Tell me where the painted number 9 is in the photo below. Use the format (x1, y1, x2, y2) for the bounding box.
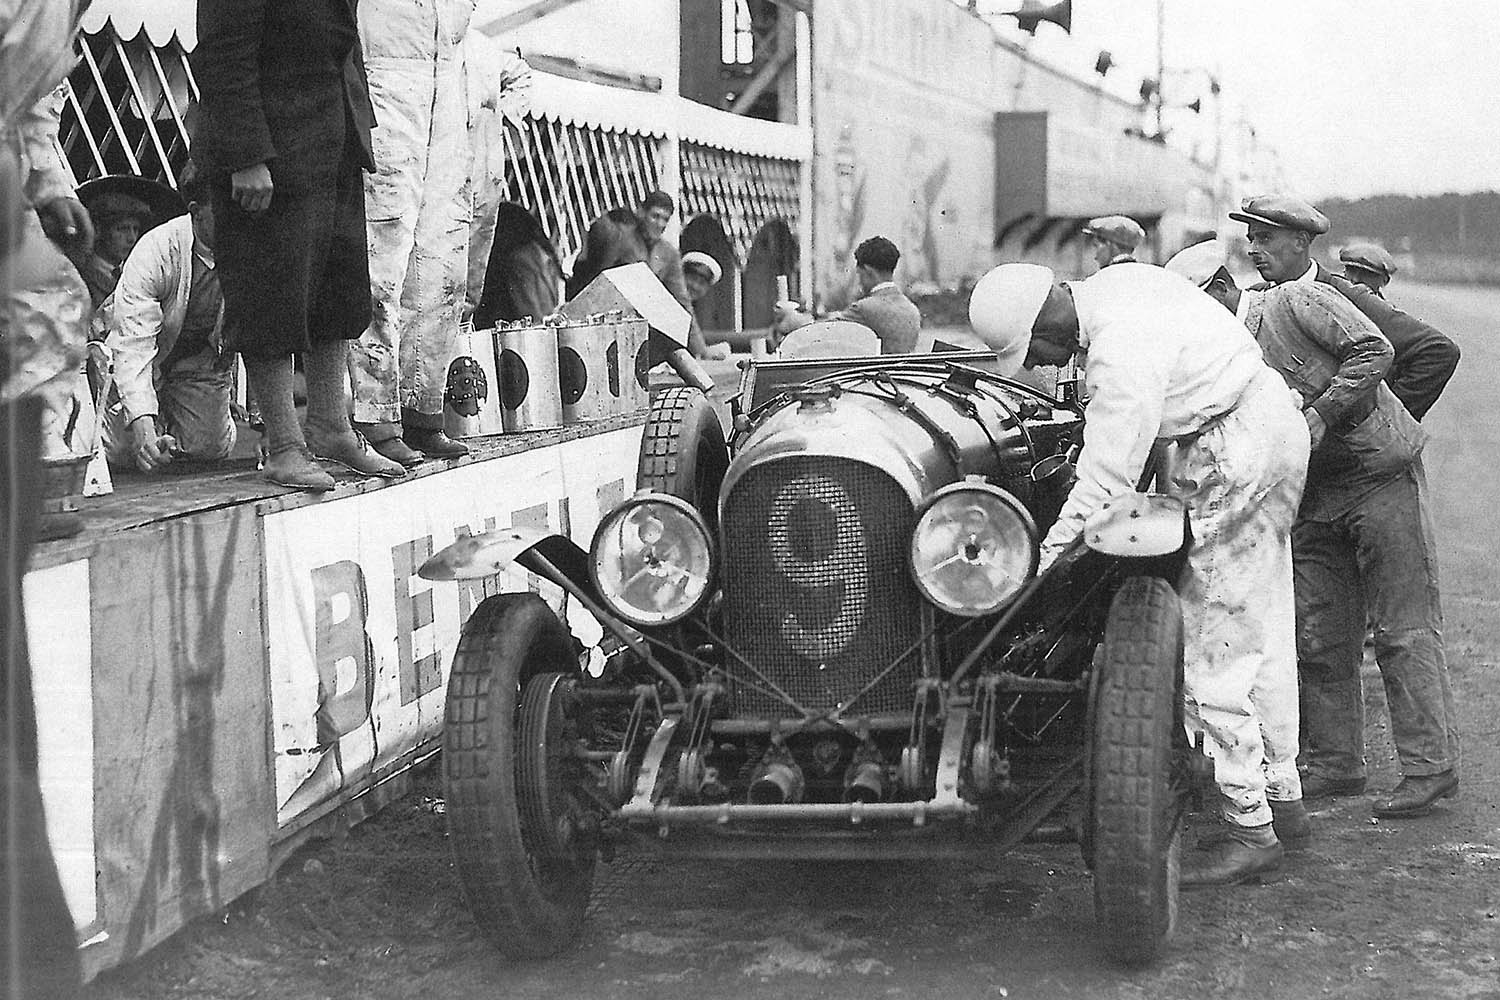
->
(766, 474, 867, 660)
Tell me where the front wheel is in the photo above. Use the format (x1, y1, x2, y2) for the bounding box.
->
(443, 593, 597, 959)
(1088, 575, 1184, 966)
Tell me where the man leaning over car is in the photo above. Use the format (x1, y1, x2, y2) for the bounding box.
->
(968, 261, 1310, 888)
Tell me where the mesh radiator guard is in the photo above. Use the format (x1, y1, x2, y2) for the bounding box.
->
(722, 456, 923, 718)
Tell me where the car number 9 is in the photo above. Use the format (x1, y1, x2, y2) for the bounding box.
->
(766, 474, 867, 660)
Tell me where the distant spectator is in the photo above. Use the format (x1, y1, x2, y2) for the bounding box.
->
(474, 203, 561, 328)
(680, 249, 722, 353)
(774, 235, 922, 354)
(637, 189, 707, 357)
(1338, 242, 1397, 298)
(1082, 215, 1146, 271)
(566, 207, 647, 300)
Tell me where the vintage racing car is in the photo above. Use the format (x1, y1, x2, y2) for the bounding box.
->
(419, 345, 1201, 965)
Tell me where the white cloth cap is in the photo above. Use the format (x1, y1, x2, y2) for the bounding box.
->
(1164, 241, 1228, 288)
(681, 251, 723, 284)
(968, 263, 1055, 376)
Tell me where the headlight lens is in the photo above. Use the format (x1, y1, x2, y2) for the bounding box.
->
(590, 494, 714, 626)
(910, 482, 1037, 617)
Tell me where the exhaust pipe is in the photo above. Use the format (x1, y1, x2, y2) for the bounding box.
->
(697, 767, 730, 804)
(748, 761, 805, 804)
(843, 761, 886, 804)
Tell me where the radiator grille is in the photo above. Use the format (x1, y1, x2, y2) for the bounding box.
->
(722, 457, 922, 718)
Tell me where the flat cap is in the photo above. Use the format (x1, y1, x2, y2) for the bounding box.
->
(1338, 242, 1396, 278)
(681, 250, 723, 285)
(1082, 215, 1146, 250)
(76, 173, 185, 225)
(1228, 194, 1330, 235)
(1163, 240, 1228, 288)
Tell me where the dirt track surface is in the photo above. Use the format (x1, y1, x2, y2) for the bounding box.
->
(86, 284, 1500, 1000)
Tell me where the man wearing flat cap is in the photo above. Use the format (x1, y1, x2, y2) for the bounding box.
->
(1228, 197, 1462, 819)
(1231, 194, 1459, 422)
(1338, 242, 1396, 297)
(1082, 215, 1146, 271)
(968, 260, 1309, 888)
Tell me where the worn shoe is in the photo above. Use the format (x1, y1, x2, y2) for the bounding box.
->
(1182, 825, 1283, 888)
(366, 434, 425, 468)
(1301, 773, 1367, 800)
(1373, 771, 1458, 818)
(1270, 799, 1311, 845)
(1196, 801, 1310, 851)
(263, 447, 335, 492)
(404, 427, 468, 458)
(306, 426, 405, 479)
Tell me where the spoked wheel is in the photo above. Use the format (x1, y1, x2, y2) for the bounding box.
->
(1088, 575, 1185, 966)
(637, 385, 728, 532)
(443, 593, 598, 959)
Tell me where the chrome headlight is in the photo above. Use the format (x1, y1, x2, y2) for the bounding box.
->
(590, 493, 714, 626)
(910, 481, 1037, 617)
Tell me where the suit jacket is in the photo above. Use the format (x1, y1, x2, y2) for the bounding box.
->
(193, 0, 376, 188)
(1311, 262, 1459, 419)
(835, 285, 922, 354)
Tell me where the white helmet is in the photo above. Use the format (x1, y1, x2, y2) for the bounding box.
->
(967, 263, 1055, 376)
(1164, 240, 1229, 288)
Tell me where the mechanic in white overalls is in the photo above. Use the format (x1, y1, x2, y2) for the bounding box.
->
(350, 0, 476, 465)
(968, 262, 1311, 888)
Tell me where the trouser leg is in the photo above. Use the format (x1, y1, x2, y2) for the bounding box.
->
(1177, 378, 1307, 827)
(157, 363, 237, 461)
(397, 57, 469, 426)
(1294, 516, 1367, 780)
(1353, 463, 1455, 777)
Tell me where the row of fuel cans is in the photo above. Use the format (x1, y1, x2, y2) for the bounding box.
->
(443, 310, 653, 437)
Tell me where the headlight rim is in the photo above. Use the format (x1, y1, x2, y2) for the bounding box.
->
(908, 480, 1039, 618)
(588, 491, 716, 627)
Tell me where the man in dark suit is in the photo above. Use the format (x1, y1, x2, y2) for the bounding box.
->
(194, 0, 403, 490)
(1230, 195, 1461, 819)
(773, 236, 922, 354)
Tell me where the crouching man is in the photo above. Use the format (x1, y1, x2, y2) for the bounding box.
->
(97, 168, 237, 472)
(968, 262, 1310, 887)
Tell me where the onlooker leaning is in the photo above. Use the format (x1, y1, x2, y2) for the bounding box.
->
(1230, 197, 1461, 817)
(969, 261, 1309, 888)
(194, 0, 404, 491)
(1338, 242, 1397, 298)
(76, 183, 154, 307)
(96, 165, 239, 472)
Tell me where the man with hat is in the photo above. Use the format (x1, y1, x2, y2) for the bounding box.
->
(1230, 194, 1459, 422)
(968, 260, 1309, 887)
(1338, 242, 1397, 297)
(1167, 241, 1460, 820)
(75, 176, 181, 308)
(1227, 202, 1465, 819)
(1082, 215, 1146, 270)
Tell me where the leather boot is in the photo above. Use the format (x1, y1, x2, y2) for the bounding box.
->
(1373, 771, 1458, 818)
(355, 422, 425, 467)
(263, 447, 335, 492)
(306, 425, 405, 479)
(1182, 823, 1282, 888)
(404, 426, 468, 458)
(1270, 799, 1311, 845)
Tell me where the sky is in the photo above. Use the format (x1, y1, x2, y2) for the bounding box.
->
(993, 0, 1500, 200)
